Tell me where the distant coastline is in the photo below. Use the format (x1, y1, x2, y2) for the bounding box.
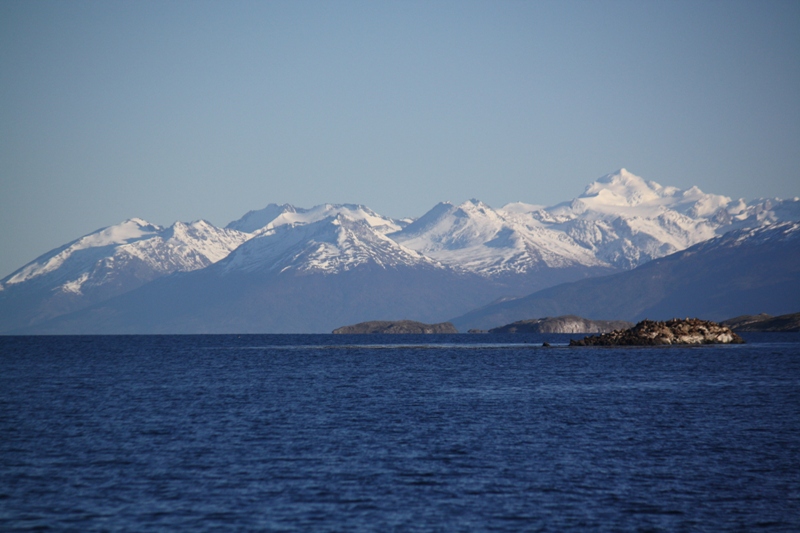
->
(722, 312, 800, 332)
(487, 315, 632, 334)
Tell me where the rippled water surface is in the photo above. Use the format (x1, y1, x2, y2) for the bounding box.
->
(1, 334, 799, 531)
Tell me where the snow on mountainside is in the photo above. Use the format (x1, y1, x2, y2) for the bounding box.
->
(1, 218, 249, 295)
(225, 204, 289, 233)
(499, 169, 800, 269)
(7, 170, 794, 292)
(221, 214, 441, 275)
(3, 218, 162, 288)
(227, 203, 406, 235)
(391, 199, 607, 275)
(574, 169, 730, 217)
(388, 169, 799, 275)
(690, 219, 800, 251)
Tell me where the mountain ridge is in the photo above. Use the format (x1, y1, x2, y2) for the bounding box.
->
(3, 169, 798, 333)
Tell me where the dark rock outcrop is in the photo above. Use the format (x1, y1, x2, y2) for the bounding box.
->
(722, 312, 800, 332)
(569, 318, 745, 346)
(332, 320, 458, 334)
(489, 315, 633, 334)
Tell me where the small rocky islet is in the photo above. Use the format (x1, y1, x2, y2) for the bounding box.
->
(569, 318, 745, 346)
(332, 320, 458, 334)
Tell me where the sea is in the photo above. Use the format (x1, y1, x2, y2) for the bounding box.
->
(1, 333, 799, 531)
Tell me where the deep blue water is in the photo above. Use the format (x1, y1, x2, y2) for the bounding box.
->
(1, 333, 799, 531)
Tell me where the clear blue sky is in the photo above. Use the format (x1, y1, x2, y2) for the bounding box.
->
(2, 0, 798, 277)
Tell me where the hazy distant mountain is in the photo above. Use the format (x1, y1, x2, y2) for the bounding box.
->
(2, 169, 798, 333)
(450, 221, 800, 331)
(390, 199, 608, 275)
(227, 203, 407, 235)
(721, 312, 800, 332)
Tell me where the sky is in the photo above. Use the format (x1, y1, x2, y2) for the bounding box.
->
(1, 0, 799, 277)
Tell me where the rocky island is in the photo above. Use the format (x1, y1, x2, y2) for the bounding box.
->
(569, 318, 745, 346)
(489, 315, 633, 334)
(332, 320, 458, 334)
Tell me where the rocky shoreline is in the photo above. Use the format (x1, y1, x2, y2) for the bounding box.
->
(570, 318, 745, 346)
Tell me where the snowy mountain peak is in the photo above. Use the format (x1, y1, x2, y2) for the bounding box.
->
(394, 201, 499, 252)
(576, 169, 732, 218)
(1, 217, 249, 301)
(3, 219, 163, 286)
(463, 198, 487, 207)
(499, 202, 546, 215)
(581, 169, 667, 207)
(222, 214, 438, 275)
(159, 220, 250, 264)
(228, 202, 406, 236)
(456, 198, 495, 216)
(81, 218, 163, 248)
(534, 171, 725, 245)
(392, 197, 608, 275)
(226, 203, 295, 233)
(518, 170, 796, 269)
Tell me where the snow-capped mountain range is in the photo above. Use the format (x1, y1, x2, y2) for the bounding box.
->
(501, 169, 787, 269)
(2, 169, 798, 333)
(218, 168, 798, 277)
(222, 214, 436, 275)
